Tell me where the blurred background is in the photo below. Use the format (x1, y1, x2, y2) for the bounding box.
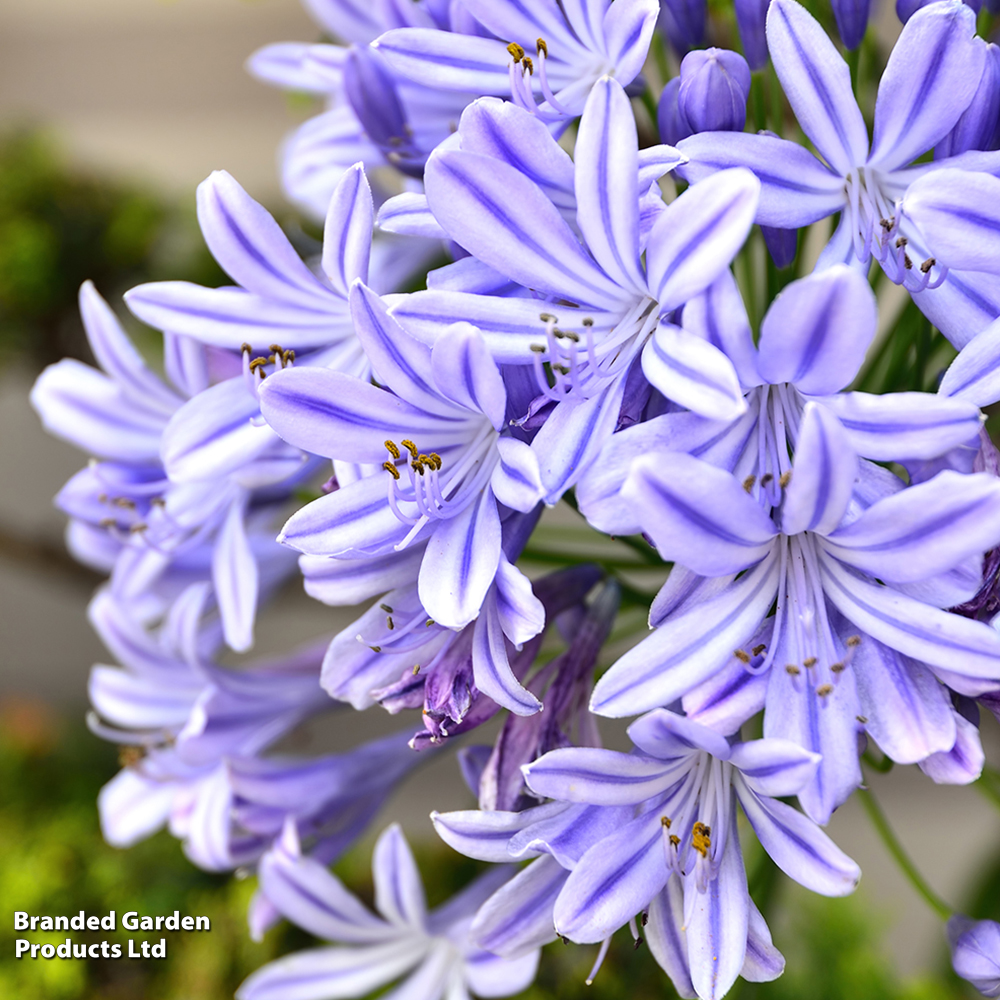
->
(0, 0, 997, 997)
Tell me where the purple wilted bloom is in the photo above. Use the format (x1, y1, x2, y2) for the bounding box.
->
(237, 821, 539, 1000)
(677, 49, 751, 135)
(832, 0, 872, 50)
(660, 0, 706, 55)
(677, 0, 1000, 348)
(373, 0, 658, 125)
(384, 80, 757, 502)
(478, 578, 620, 810)
(949, 916, 1000, 997)
(30, 282, 298, 649)
(593, 396, 1000, 820)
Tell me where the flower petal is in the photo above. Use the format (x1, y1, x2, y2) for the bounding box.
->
(766, 0, 869, 175)
(623, 452, 777, 576)
(645, 879, 697, 999)
(728, 739, 821, 799)
(472, 590, 543, 716)
(430, 323, 506, 429)
(213, 497, 258, 652)
(373, 824, 428, 929)
(321, 164, 373, 298)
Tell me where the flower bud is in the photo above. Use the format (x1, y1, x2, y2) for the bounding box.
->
(657, 78, 692, 147)
(948, 916, 1000, 997)
(677, 48, 751, 135)
(734, 0, 769, 69)
(659, 0, 706, 55)
(832, 0, 872, 50)
(897, 0, 981, 22)
(937, 42, 1000, 158)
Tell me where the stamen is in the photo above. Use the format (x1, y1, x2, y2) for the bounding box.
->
(734, 649, 751, 664)
(817, 684, 833, 698)
(802, 656, 817, 668)
(382, 461, 401, 480)
(920, 257, 935, 274)
(779, 470, 792, 488)
(400, 439, 419, 458)
(742, 475, 756, 493)
(507, 42, 524, 62)
(752, 644, 767, 656)
(380, 603, 393, 613)
(536, 37, 548, 57)
(585, 938, 612, 986)
(691, 821, 711, 858)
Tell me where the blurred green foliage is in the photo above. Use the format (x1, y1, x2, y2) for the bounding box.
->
(0, 128, 225, 368)
(0, 698, 988, 1000)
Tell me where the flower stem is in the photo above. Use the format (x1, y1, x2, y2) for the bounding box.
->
(857, 784, 951, 920)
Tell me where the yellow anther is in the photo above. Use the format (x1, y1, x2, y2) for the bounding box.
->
(817, 684, 834, 698)
(692, 822, 712, 858)
(129, 523, 147, 534)
(412, 664, 421, 675)
(786, 664, 801, 676)
(742, 475, 756, 493)
(382, 461, 401, 480)
(248, 357, 268, 374)
(411, 460, 425, 476)
(385, 440, 401, 459)
(669, 834, 680, 847)
(582, 317, 594, 327)
(734, 649, 750, 664)
(536, 37, 548, 57)
(779, 470, 792, 488)
(831, 661, 846, 673)
(530, 343, 547, 353)
(522, 56, 534, 74)
(401, 439, 419, 458)
(661, 816, 672, 828)
(283, 349, 296, 364)
(803, 656, 817, 668)
(241, 343, 252, 355)
(426, 619, 435, 627)
(427, 453, 442, 470)
(846, 635, 861, 647)
(118, 746, 145, 768)
(369, 645, 382, 653)
(752, 643, 767, 656)
(269, 344, 284, 354)
(507, 42, 525, 62)
(539, 312, 555, 322)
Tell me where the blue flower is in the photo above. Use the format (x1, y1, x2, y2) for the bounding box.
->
(948, 915, 1000, 997)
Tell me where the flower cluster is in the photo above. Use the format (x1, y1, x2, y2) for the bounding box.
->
(31, 0, 1000, 997)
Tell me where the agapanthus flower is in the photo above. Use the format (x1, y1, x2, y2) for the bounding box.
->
(257, 283, 553, 714)
(31, 282, 299, 649)
(676, 49, 751, 135)
(237, 821, 539, 1000)
(436, 710, 859, 1000)
(383, 79, 758, 502)
(594, 401, 1000, 820)
(678, 0, 1000, 347)
(948, 915, 1000, 997)
(373, 0, 658, 126)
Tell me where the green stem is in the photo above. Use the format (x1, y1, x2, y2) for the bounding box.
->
(857, 785, 951, 920)
(976, 765, 1000, 812)
(846, 45, 861, 91)
(861, 748, 894, 774)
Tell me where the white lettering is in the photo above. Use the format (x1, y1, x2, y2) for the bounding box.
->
(195, 916, 210, 931)
(15, 940, 29, 958)
(101, 911, 115, 931)
(40, 944, 55, 959)
(151, 939, 166, 959)
(122, 912, 138, 931)
(128, 939, 140, 959)
(13, 913, 27, 931)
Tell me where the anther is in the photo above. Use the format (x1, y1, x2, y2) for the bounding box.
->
(248, 357, 268, 374)
(641, 912, 648, 927)
(895, 237, 908, 249)
(846, 635, 861, 647)
(100, 518, 116, 528)
(241, 343, 252, 355)
(880, 218, 892, 231)
(779, 471, 792, 488)
(692, 822, 711, 857)
(903, 254, 913, 270)
(633, 936, 644, 950)
(856, 715, 868, 724)
(555, 329, 580, 342)
(660, 816, 672, 828)
(669, 834, 680, 846)
(552, 364, 570, 375)
(507, 42, 525, 62)
(385, 440, 401, 459)
(817, 684, 833, 698)
(920, 257, 935, 273)
(802, 656, 817, 668)
(411, 460, 425, 476)
(831, 661, 846, 673)
(786, 665, 801, 675)
(369, 645, 382, 653)
(522, 56, 534, 74)
(536, 37, 548, 57)
(752, 644, 767, 656)
(412, 664, 421, 675)
(380, 603, 393, 613)
(282, 349, 295, 364)
(118, 746, 145, 768)
(400, 439, 419, 458)
(582, 317, 594, 327)
(426, 619, 435, 627)
(150, 497, 165, 507)
(734, 649, 751, 664)
(382, 461, 401, 480)
(269, 344, 284, 354)
(760, 473, 774, 487)
(129, 523, 147, 534)
(539, 312, 555, 322)
(742, 475, 756, 493)
(386, 616, 395, 630)
(530, 343, 547, 353)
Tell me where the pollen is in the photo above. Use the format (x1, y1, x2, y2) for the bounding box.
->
(692, 822, 711, 857)
(817, 684, 834, 697)
(118, 746, 145, 768)
(831, 661, 846, 673)
(400, 439, 419, 458)
(803, 656, 817, 668)
(507, 42, 525, 62)
(669, 834, 680, 847)
(734, 649, 751, 664)
(522, 56, 534, 74)
(786, 664, 801, 675)
(382, 461, 401, 480)
(412, 664, 421, 675)
(846, 635, 861, 647)
(779, 470, 792, 488)
(660, 816, 672, 828)
(536, 37, 548, 57)
(742, 474, 756, 493)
